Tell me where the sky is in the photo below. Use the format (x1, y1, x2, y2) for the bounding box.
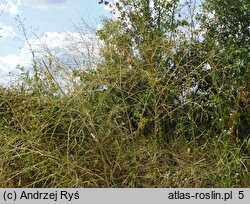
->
(0, 0, 110, 84)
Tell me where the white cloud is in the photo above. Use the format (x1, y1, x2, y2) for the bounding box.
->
(0, 0, 20, 16)
(0, 23, 16, 38)
(24, 32, 100, 60)
(0, 31, 100, 85)
(0, 44, 32, 84)
(17, 0, 67, 9)
(0, 0, 68, 14)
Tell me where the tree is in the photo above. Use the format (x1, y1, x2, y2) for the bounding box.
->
(201, 0, 249, 76)
(95, 0, 249, 144)
(200, 0, 250, 142)
(95, 0, 207, 139)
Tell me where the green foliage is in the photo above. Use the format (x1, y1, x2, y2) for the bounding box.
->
(95, 0, 249, 143)
(200, 0, 250, 144)
(0, 0, 249, 187)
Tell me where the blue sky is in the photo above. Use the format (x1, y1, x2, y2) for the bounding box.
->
(0, 0, 110, 84)
(0, 0, 204, 85)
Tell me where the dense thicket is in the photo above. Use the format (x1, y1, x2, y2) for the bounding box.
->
(0, 0, 249, 187)
(96, 0, 250, 144)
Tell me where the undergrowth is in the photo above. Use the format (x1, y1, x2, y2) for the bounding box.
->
(0, 60, 249, 187)
(0, 0, 249, 187)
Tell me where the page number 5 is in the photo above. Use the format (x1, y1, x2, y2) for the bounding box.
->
(238, 191, 244, 199)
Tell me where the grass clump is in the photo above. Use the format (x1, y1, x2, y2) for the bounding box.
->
(0, 0, 249, 187)
(0, 61, 249, 187)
